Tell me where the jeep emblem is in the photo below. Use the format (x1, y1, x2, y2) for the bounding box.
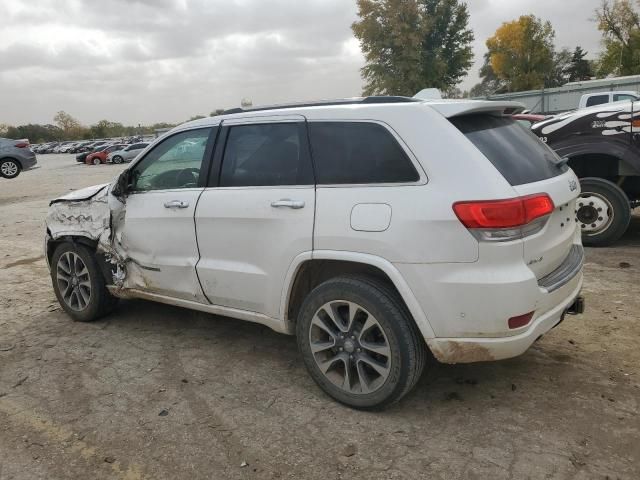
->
(569, 180, 578, 192)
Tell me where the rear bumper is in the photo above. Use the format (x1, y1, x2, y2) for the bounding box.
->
(20, 154, 38, 170)
(395, 237, 585, 364)
(426, 276, 583, 363)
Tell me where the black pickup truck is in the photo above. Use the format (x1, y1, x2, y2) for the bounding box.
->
(531, 102, 640, 246)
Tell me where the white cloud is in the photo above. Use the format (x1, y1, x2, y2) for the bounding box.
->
(0, 0, 605, 125)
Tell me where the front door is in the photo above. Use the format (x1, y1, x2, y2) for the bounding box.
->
(120, 127, 215, 302)
(195, 117, 315, 318)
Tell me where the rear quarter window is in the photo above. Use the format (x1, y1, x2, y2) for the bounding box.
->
(450, 114, 567, 186)
(308, 122, 419, 185)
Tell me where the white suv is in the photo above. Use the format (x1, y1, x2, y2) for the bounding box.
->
(45, 97, 585, 409)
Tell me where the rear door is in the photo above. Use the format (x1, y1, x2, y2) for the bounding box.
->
(195, 116, 315, 318)
(451, 114, 580, 280)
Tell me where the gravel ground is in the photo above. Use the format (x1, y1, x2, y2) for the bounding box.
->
(1, 154, 639, 480)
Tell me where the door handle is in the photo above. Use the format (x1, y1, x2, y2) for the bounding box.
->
(164, 200, 189, 209)
(271, 199, 305, 209)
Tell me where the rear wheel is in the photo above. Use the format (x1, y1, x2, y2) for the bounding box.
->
(92, 157, 101, 165)
(0, 159, 21, 179)
(51, 243, 118, 322)
(296, 276, 426, 409)
(577, 177, 631, 247)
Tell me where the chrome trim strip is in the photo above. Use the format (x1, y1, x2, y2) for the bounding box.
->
(538, 244, 584, 293)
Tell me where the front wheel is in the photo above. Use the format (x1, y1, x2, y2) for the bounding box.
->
(296, 276, 426, 409)
(0, 159, 21, 179)
(112, 155, 123, 164)
(92, 157, 101, 165)
(577, 177, 631, 247)
(51, 243, 118, 322)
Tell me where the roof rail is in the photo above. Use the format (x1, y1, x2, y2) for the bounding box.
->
(222, 96, 420, 115)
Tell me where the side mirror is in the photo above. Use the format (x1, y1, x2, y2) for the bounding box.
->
(112, 169, 131, 198)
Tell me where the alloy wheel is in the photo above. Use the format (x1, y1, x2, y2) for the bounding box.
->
(309, 300, 392, 394)
(1, 161, 18, 177)
(56, 252, 92, 311)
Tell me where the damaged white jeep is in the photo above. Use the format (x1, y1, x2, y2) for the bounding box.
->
(46, 97, 585, 408)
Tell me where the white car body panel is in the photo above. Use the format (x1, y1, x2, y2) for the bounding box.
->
(121, 188, 208, 303)
(45, 98, 584, 365)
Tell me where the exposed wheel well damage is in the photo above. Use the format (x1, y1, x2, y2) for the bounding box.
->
(46, 234, 114, 286)
(285, 259, 406, 333)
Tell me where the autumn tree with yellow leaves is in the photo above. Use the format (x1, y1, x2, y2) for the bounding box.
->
(485, 15, 556, 93)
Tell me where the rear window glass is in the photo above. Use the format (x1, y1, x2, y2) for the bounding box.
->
(308, 122, 419, 184)
(450, 115, 567, 186)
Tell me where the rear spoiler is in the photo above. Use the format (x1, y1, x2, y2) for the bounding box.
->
(413, 95, 525, 118)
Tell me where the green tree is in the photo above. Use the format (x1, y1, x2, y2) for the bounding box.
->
(486, 15, 555, 92)
(595, 0, 640, 76)
(567, 46, 593, 81)
(53, 111, 83, 139)
(352, 0, 474, 96)
(470, 52, 507, 97)
(546, 47, 573, 87)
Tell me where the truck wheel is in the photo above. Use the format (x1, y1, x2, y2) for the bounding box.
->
(51, 243, 118, 322)
(0, 159, 21, 179)
(577, 177, 631, 247)
(296, 276, 426, 410)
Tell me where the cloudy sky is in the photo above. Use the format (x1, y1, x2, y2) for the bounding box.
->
(0, 0, 604, 126)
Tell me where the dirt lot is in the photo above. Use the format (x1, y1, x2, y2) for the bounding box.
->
(1, 154, 639, 480)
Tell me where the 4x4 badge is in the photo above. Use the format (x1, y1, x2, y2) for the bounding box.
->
(569, 180, 578, 192)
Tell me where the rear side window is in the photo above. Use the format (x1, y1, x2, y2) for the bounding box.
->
(308, 122, 419, 185)
(613, 93, 638, 102)
(450, 115, 567, 186)
(220, 123, 313, 187)
(586, 95, 609, 107)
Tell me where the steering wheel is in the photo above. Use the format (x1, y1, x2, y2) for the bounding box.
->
(176, 168, 199, 188)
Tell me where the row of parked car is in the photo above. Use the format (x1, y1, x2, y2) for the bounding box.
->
(32, 137, 146, 154)
(76, 141, 150, 165)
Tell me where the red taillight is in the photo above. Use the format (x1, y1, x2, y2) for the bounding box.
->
(453, 194, 554, 229)
(15, 142, 29, 148)
(508, 312, 534, 329)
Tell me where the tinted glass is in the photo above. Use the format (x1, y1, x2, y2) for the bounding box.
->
(586, 95, 609, 107)
(220, 123, 312, 187)
(130, 128, 211, 192)
(450, 115, 567, 186)
(613, 94, 638, 102)
(308, 122, 419, 184)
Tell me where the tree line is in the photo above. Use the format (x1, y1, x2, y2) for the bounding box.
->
(353, 0, 640, 97)
(0, 110, 227, 143)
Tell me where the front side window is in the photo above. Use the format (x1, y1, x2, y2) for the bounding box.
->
(220, 123, 313, 187)
(130, 128, 211, 192)
(308, 122, 419, 185)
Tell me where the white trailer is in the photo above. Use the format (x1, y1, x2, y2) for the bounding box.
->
(474, 75, 640, 114)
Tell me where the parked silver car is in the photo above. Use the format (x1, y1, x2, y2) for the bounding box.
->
(0, 138, 37, 179)
(106, 142, 149, 164)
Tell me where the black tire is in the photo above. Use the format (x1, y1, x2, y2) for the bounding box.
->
(0, 158, 21, 179)
(578, 177, 631, 247)
(112, 155, 123, 164)
(50, 242, 118, 322)
(296, 276, 427, 410)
